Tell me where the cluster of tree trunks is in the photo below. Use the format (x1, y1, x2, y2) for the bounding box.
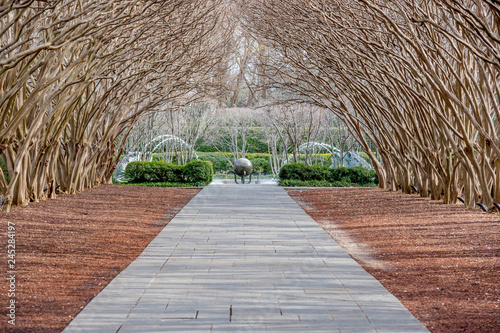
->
(0, 0, 233, 211)
(240, 0, 500, 208)
(3, 0, 500, 211)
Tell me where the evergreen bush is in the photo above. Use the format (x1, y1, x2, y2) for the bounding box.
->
(328, 166, 375, 185)
(279, 179, 353, 187)
(279, 163, 376, 187)
(124, 161, 149, 182)
(125, 160, 212, 184)
(279, 163, 306, 180)
(182, 160, 213, 183)
(279, 163, 329, 181)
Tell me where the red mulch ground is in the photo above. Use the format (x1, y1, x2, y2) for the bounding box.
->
(0, 185, 200, 333)
(1, 185, 499, 332)
(287, 187, 500, 333)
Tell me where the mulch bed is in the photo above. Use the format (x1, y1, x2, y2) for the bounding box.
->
(287, 187, 500, 333)
(0, 185, 200, 333)
(1, 185, 498, 332)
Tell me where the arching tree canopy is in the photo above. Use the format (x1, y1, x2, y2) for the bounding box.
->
(239, 0, 500, 208)
(1, 0, 499, 210)
(0, 0, 233, 211)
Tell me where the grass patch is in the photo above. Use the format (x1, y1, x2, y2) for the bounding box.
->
(278, 179, 378, 187)
(114, 181, 209, 187)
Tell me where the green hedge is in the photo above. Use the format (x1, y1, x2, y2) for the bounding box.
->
(279, 163, 377, 186)
(124, 161, 182, 183)
(329, 166, 377, 185)
(182, 160, 213, 183)
(279, 163, 329, 181)
(124, 160, 213, 185)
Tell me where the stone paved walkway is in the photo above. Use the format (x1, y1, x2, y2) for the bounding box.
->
(64, 184, 429, 332)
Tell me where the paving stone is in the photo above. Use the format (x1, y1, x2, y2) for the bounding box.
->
(63, 184, 428, 332)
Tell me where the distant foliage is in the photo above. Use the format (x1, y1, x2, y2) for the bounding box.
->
(358, 152, 371, 165)
(197, 152, 233, 172)
(125, 160, 212, 185)
(279, 163, 377, 186)
(197, 152, 272, 174)
(0, 156, 9, 183)
(196, 129, 269, 153)
(247, 156, 272, 173)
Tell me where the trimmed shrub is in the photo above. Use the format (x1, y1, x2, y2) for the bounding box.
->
(304, 164, 329, 181)
(182, 160, 213, 183)
(279, 163, 328, 181)
(348, 167, 376, 185)
(328, 166, 375, 185)
(124, 161, 183, 183)
(328, 166, 351, 182)
(156, 163, 183, 182)
(125, 161, 148, 182)
(279, 163, 306, 181)
(121, 181, 207, 187)
(279, 163, 377, 187)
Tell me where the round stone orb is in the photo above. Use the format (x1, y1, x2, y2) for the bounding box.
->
(234, 158, 253, 176)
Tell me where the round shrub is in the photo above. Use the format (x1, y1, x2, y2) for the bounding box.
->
(182, 160, 213, 183)
(279, 163, 306, 180)
(279, 163, 377, 187)
(124, 161, 149, 182)
(303, 164, 328, 180)
(328, 166, 350, 182)
(347, 166, 373, 185)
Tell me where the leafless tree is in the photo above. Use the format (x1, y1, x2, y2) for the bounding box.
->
(0, 0, 234, 211)
(240, 0, 500, 208)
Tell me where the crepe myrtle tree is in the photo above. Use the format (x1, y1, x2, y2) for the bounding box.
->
(3, 0, 500, 212)
(240, 0, 500, 208)
(0, 0, 234, 211)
